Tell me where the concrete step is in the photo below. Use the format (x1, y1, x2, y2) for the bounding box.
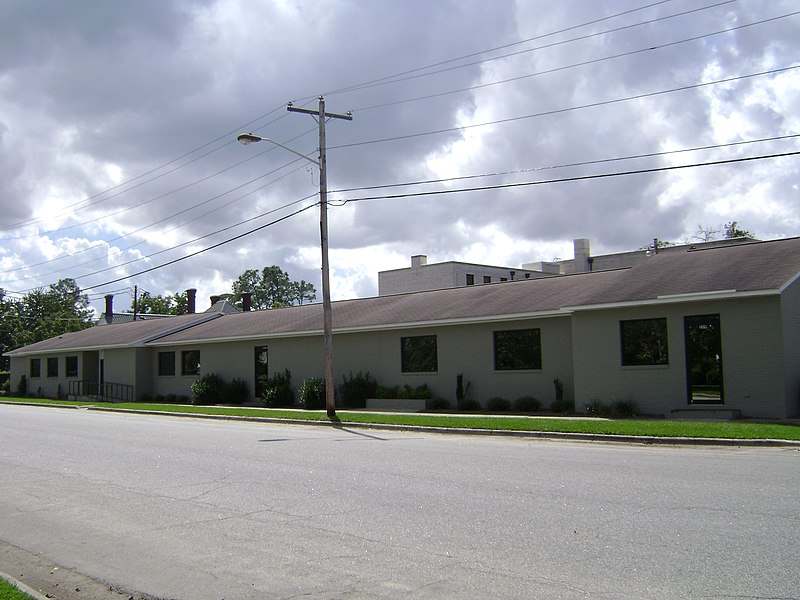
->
(669, 408, 741, 421)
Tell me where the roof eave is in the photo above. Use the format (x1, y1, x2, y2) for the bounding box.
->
(564, 288, 778, 312)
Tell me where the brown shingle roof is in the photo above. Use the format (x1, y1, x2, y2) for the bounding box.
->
(7, 312, 222, 355)
(152, 237, 800, 345)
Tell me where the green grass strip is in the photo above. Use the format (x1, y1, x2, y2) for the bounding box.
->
(0, 577, 38, 600)
(2, 397, 799, 441)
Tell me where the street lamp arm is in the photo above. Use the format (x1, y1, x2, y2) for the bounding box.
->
(236, 133, 320, 166)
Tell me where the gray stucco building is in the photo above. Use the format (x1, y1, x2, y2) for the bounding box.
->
(8, 237, 800, 419)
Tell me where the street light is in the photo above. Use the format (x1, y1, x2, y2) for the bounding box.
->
(237, 97, 352, 418)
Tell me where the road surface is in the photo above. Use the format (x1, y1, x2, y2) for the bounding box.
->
(0, 404, 798, 599)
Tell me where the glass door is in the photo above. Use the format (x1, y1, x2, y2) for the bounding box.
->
(254, 346, 269, 399)
(684, 314, 723, 404)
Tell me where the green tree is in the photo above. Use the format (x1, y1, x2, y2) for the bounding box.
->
(0, 280, 94, 366)
(724, 221, 756, 239)
(133, 291, 188, 315)
(230, 266, 316, 310)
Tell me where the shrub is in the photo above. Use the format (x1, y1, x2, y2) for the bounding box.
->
(376, 385, 399, 399)
(457, 398, 481, 411)
(553, 377, 564, 401)
(550, 398, 574, 414)
(298, 377, 326, 410)
(400, 384, 431, 400)
(426, 398, 451, 411)
(261, 369, 294, 408)
(224, 377, 250, 405)
(166, 393, 179, 404)
(609, 399, 637, 418)
(139, 393, 153, 403)
(487, 396, 511, 412)
(514, 396, 541, 412)
(16, 375, 27, 397)
(155, 394, 167, 403)
(376, 384, 431, 400)
(191, 373, 226, 405)
(456, 373, 471, 404)
(585, 399, 608, 416)
(339, 371, 377, 409)
(177, 395, 191, 404)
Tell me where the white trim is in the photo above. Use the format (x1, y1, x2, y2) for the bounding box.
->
(564, 289, 777, 312)
(779, 269, 800, 293)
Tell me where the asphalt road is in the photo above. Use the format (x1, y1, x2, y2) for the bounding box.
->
(0, 404, 798, 600)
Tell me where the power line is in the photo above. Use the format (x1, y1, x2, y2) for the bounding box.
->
(328, 134, 800, 195)
(323, 0, 738, 99)
(81, 150, 800, 292)
(0, 106, 292, 234)
(5, 133, 797, 290)
(6, 191, 317, 292)
(335, 151, 800, 205)
(350, 10, 799, 113)
(2, 158, 310, 278)
(332, 66, 800, 150)
(311, 0, 687, 98)
(82, 201, 319, 292)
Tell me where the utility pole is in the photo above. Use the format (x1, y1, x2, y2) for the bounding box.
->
(287, 97, 352, 418)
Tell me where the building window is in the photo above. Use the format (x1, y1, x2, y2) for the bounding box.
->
(494, 329, 542, 370)
(66, 356, 78, 378)
(181, 350, 201, 376)
(30, 358, 41, 378)
(401, 335, 438, 373)
(466, 274, 475, 286)
(47, 357, 59, 378)
(158, 352, 176, 376)
(483, 276, 491, 284)
(620, 318, 669, 366)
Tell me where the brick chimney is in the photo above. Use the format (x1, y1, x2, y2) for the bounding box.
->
(186, 288, 196, 314)
(241, 292, 252, 312)
(411, 254, 427, 268)
(104, 294, 114, 324)
(210, 295, 221, 307)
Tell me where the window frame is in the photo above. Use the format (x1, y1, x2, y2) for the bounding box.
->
(400, 335, 438, 373)
(181, 350, 201, 376)
(493, 328, 542, 371)
(620, 318, 669, 367)
(30, 358, 41, 378)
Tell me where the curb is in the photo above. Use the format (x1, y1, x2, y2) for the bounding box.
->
(3, 400, 800, 447)
(0, 570, 50, 600)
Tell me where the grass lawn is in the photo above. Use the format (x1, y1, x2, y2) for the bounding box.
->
(0, 577, 37, 600)
(2, 397, 799, 441)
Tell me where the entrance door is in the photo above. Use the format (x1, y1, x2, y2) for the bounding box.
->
(684, 314, 723, 404)
(254, 346, 269, 399)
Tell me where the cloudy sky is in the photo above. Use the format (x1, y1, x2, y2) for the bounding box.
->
(1, 0, 798, 315)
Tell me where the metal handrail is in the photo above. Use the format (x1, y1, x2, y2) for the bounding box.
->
(68, 380, 134, 403)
